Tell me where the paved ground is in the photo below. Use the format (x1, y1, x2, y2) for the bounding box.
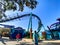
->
(0, 37, 60, 45)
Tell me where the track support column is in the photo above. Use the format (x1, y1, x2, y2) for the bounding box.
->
(30, 28, 32, 39)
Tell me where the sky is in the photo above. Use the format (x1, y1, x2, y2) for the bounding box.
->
(0, 0, 60, 32)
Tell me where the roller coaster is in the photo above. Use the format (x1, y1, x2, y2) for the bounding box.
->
(0, 13, 42, 32)
(0, 13, 42, 39)
(47, 18, 60, 39)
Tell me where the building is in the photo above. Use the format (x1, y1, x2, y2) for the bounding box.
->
(0, 24, 26, 38)
(9, 27, 26, 39)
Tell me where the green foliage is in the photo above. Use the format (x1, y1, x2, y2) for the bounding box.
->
(0, 0, 38, 19)
(0, 28, 10, 37)
(25, 31, 33, 39)
(25, 31, 30, 38)
(0, 15, 2, 19)
(3, 0, 38, 11)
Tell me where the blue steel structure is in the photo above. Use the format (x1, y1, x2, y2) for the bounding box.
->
(0, 13, 42, 39)
(46, 18, 60, 40)
(0, 13, 42, 33)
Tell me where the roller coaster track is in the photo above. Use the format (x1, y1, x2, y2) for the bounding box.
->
(0, 14, 42, 32)
(47, 20, 60, 39)
(0, 14, 40, 22)
(50, 22, 60, 29)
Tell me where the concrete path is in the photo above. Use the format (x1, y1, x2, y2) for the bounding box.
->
(0, 37, 60, 45)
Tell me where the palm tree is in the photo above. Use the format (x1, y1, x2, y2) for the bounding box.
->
(0, 0, 38, 19)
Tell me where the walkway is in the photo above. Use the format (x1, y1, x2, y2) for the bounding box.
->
(0, 37, 60, 45)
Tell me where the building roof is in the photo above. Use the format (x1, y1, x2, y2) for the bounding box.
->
(0, 24, 14, 28)
(14, 27, 25, 30)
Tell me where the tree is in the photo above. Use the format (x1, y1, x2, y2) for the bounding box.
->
(0, 0, 38, 18)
